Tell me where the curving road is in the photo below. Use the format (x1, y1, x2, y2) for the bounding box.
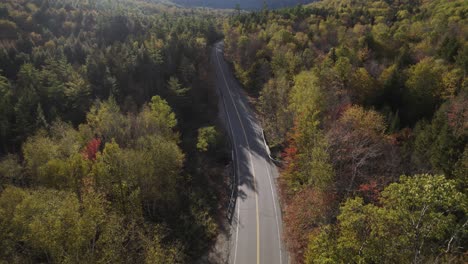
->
(212, 42, 288, 264)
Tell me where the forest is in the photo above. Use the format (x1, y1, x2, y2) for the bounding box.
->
(0, 0, 467, 263)
(171, 0, 315, 10)
(224, 0, 467, 262)
(0, 0, 228, 262)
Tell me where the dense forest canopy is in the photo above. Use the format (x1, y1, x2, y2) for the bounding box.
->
(224, 0, 467, 262)
(0, 0, 224, 152)
(0, 0, 467, 263)
(0, 0, 228, 262)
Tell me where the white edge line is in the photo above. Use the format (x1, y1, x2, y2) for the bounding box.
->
(259, 130, 283, 263)
(213, 45, 239, 264)
(264, 158, 283, 264)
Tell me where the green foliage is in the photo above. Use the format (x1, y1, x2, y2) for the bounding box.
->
(0, 0, 225, 262)
(304, 225, 337, 264)
(350, 67, 379, 105)
(259, 76, 292, 146)
(1, 92, 218, 261)
(411, 95, 467, 178)
(196, 126, 218, 152)
(334, 57, 352, 86)
(23, 131, 60, 177)
(93, 141, 142, 217)
(134, 98, 178, 143)
(145, 232, 184, 264)
(1, 0, 465, 262)
(0, 187, 116, 263)
(284, 111, 334, 193)
(306, 174, 467, 263)
(0, 187, 27, 260)
(149, 95, 177, 132)
(14, 64, 42, 141)
(168, 76, 190, 96)
(0, 187, 151, 263)
(404, 58, 445, 122)
(225, 0, 468, 263)
(13, 190, 104, 262)
(0, 155, 22, 190)
(289, 71, 325, 117)
(173, 0, 312, 10)
(453, 146, 467, 188)
(134, 135, 184, 219)
(439, 36, 461, 62)
(38, 154, 90, 193)
(0, 74, 13, 151)
(0, 0, 222, 154)
(86, 98, 130, 145)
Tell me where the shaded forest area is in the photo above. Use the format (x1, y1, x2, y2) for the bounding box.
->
(0, 0, 229, 262)
(224, 0, 467, 262)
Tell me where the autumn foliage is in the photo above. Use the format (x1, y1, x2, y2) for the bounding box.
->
(82, 138, 101, 161)
(327, 106, 400, 195)
(224, 0, 467, 262)
(357, 180, 380, 203)
(283, 187, 337, 262)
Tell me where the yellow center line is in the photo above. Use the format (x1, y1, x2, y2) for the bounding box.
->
(215, 47, 260, 264)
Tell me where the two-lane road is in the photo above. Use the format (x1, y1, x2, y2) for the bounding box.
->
(212, 42, 287, 264)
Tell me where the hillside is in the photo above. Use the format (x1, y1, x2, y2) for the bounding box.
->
(172, 0, 315, 10)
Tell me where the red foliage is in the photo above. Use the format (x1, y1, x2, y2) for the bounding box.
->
(82, 138, 101, 161)
(283, 187, 337, 263)
(279, 119, 302, 201)
(282, 145, 298, 166)
(358, 180, 380, 203)
(281, 119, 300, 173)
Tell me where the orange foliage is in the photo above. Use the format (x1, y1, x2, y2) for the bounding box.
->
(82, 138, 101, 161)
(280, 120, 300, 200)
(283, 187, 337, 263)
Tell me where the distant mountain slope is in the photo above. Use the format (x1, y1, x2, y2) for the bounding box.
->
(171, 0, 315, 10)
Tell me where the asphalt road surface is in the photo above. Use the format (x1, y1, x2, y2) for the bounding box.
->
(212, 42, 288, 264)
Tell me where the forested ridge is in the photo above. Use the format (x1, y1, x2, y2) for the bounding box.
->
(224, 0, 467, 263)
(0, 0, 229, 262)
(171, 0, 315, 10)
